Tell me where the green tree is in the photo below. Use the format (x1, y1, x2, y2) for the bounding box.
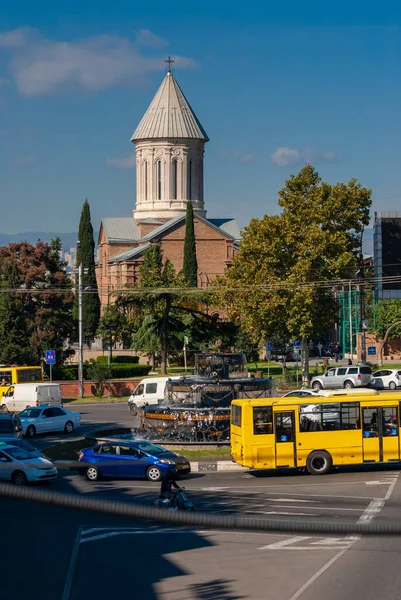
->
(96, 305, 128, 361)
(182, 200, 198, 286)
(217, 166, 372, 383)
(118, 244, 218, 374)
(74, 200, 100, 340)
(375, 300, 401, 339)
(0, 239, 74, 364)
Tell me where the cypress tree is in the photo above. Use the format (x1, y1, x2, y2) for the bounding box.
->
(182, 201, 198, 286)
(74, 200, 101, 340)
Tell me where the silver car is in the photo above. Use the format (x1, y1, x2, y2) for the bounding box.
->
(372, 369, 401, 390)
(311, 366, 374, 390)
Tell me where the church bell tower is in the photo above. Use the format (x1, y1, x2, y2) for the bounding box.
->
(131, 58, 209, 222)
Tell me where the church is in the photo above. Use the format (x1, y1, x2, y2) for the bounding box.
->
(96, 59, 241, 307)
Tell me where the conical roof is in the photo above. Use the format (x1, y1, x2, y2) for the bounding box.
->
(131, 71, 209, 142)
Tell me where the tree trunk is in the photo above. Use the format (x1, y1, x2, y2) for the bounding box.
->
(378, 321, 401, 365)
(301, 338, 309, 386)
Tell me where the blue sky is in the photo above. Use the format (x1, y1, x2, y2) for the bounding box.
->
(1, 1, 401, 235)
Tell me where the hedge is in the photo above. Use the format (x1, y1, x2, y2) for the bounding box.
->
(96, 355, 139, 365)
(45, 363, 151, 380)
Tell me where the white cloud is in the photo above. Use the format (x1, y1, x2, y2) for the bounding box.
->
(14, 155, 37, 167)
(0, 27, 35, 48)
(0, 28, 196, 96)
(135, 29, 168, 48)
(106, 155, 135, 169)
(270, 146, 301, 167)
(270, 146, 340, 167)
(221, 150, 254, 164)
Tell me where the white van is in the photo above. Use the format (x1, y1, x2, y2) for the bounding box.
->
(0, 383, 63, 413)
(128, 377, 179, 412)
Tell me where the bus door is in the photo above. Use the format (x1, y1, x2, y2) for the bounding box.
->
(362, 406, 399, 462)
(274, 411, 296, 468)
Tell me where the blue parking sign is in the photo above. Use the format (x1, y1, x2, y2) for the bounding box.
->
(368, 346, 376, 356)
(45, 350, 56, 365)
(266, 341, 273, 350)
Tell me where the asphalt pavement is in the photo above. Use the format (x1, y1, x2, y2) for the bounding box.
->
(2, 465, 401, 600)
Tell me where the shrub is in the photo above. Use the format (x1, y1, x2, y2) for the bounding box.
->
(96, 355, 139, 365)
(86, 360, 111, 397)
(46, 362, 150, 380)
(109, 364, 152, 378)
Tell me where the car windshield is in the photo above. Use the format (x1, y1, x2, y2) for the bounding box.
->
(3, 440, 36, 452)
(136, 442, 167, 455)
(5, 448, 33, 460)
(19, 408, 42, 418)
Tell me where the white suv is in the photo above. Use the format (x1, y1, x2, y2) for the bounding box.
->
(311, 366, 374, 390)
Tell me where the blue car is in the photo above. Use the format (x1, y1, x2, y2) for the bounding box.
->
(79, 440, 191, 482)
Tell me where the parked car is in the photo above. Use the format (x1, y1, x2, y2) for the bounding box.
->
(271, 348, 294, 362)
(0, 438, 44, 458)
(0, 444, 57, 485)
(19, 406, 81, 438)
(372, 369, 401, 390)
(282, 389, 321, 398)
(0, 413, 23, 438)
(0, 383, 63, 413)
(311, 366, 374, 390)
(128, 377, 180, 412)
(79, 440, 191, 482)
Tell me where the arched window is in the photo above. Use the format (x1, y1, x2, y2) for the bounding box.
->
(144, 161, 148, 200)
(188, 160, 192, 200)
(157, 160, 162, 200)
(172, 160, 178, 199)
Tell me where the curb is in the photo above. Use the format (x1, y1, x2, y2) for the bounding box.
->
(185, 461, 247, 473)
(53, 459, 247, 473)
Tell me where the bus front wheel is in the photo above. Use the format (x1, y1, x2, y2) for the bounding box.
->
(306, 451, 332, 475)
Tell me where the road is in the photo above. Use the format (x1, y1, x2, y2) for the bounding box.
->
(2, 465, 401, 599)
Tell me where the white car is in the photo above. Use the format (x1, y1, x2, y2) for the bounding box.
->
(19, 405, 81, 438)
(0, 438, 44, 458)
(0, 444, 57, 485)
(282, 388, 321, 398)
(372, 369, 401, 390)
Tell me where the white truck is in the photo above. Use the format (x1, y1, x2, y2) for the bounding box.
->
(128, 377, 179, 412)
(0, 383, 63, 413)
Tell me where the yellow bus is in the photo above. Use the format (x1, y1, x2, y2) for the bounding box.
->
(230, 390, 401, 475)
(0, 366, 43, 397)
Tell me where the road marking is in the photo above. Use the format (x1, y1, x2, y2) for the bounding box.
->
(259, 536, 311, 550)
(365, 480, 397, 486)
(80, 528, 199, 544)
(61, 526, 82, 600)
(253, 511, 319, 517)
(266, 505, 362, 512)
(286, 474, 399, 600)
(268, 498, 318, 503)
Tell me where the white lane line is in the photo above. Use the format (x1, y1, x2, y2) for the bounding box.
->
(80, 529, 198, 544)
(286, 474, 399, 600)
(266, 505, 362, 512)
(268, 498, 319, 503)
(253, 511, 319, 517)
(61, 526, 82, 600)
(259, 536, 311, 550)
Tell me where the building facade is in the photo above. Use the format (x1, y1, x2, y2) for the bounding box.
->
(96, 62, 240, 307)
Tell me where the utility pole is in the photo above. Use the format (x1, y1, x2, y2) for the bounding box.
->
(78, 263, 84, 398)
(358, 266, 367, 363)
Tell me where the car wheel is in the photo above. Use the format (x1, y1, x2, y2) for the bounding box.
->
(306, 451, 332, 476)
(343, 380, 354, 389)
(0, 404, 8, 413)
(11, 470, 27, 486)
(312, 381, 322, 391)
(26, 425, 36, 438)
(389, 381, 397, 390)
(86, 466, 100, 481)
(64, 420, 74, 434)
(146, 466, 162, 482)
(130, 403, 138, 415)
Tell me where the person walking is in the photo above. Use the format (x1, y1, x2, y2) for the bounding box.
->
(317, 342, 323, 358)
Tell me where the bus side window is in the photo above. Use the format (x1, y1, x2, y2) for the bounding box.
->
(253, 407, 273, 435)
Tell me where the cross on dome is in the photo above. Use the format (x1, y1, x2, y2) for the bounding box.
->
(165, 56, 174, 72)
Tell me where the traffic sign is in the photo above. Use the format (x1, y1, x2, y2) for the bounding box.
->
(293, 340, 301, 347)
(45, 350, 56, 365)
(266, 341, 273, 351)
(368, 346, 376, 356)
